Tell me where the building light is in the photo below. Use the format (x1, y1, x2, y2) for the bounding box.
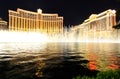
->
(9, 8, 63, 34)
(112, 10, 116, 14)
(37, 9, 42, 14)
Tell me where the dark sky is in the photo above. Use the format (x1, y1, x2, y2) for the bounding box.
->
(0, 0, 120, 26)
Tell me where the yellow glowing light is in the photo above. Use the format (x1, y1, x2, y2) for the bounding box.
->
(112, 10, 116, 14)
(0, 31, 48, 42)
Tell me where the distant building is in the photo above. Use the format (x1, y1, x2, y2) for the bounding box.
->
(72, 9, 116, 41)
(83, 9, 116, 31)
(9, 8, 63, 34)
(0, 18, 7, 30)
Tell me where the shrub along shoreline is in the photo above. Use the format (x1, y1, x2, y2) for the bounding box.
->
(73, 69, 120, 79)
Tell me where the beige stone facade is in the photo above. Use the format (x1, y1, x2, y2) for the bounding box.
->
(9, 8, 63, 34)
(72, 9, 116, 41)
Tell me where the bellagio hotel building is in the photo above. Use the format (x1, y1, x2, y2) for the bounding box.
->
(9, 8, 63, 34)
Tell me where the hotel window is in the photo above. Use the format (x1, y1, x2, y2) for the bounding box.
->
(90, 22, 93, 30)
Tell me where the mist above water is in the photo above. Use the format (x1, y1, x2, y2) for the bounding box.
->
(0, 29, 120, 43)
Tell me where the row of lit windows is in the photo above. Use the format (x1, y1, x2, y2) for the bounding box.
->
(0, 24, 7, 27)
(43, 16, 56, 19)
(9, 13, 63, 21)
(10, 13, 37, 19)
(18, 11, 37, 17)
(43, 21, 63, 26)
(9, 12, 18, 16)
(81, 16, 113, 32)
(42, 15, 63, 20)
(42, 22, 62, 30)
(10, 11, 37, 18)
(43, 17, 63, 21)
(10, 16, 63, 28)
(9, 16, 63, 31)
(10, 16, 38, 30)
(9, 15, 63, 23)
(0, 22, 7, 25)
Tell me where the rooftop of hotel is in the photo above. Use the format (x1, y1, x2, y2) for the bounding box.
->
(9, 8, 60, 16)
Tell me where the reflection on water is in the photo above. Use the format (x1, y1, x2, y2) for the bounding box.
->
(81, 43, 120, 71)
(0, 42, 120, 79)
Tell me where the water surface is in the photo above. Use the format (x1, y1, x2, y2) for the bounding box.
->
(0, 42, 120, 79)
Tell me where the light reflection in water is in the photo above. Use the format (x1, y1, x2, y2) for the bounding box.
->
(81, 43, 120, 71)
(34, 43, 120, 79)
(35, 59, 45, 77)
(108, 55, 119, 70)
(0, 42, 120, 79)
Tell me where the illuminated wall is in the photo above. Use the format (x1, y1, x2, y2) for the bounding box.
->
(0, 18, 7, 30)
(9, 8, 63, 34)
(74, 9, 116, 41)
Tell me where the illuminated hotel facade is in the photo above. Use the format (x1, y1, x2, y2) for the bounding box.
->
(72, 9, 116, 41)
(0, 18, 7, 30)
(9, 8, 63, 34)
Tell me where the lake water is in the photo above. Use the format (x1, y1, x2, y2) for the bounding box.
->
(0, 42, 120, 79)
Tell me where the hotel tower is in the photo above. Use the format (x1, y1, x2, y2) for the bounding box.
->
(9, 8, 63, 34)
(72, 9, 116, 41)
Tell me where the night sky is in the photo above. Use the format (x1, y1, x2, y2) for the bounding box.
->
(0, 0, 120, 26)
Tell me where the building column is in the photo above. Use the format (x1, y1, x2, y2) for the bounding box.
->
(113, 14, 116, 26)
(14, 16, 18, 31)
(18, 17, 20, 31)
(12, 16, 14, 31)
(9, 15, 12, 30)
(20, 18, 22, 31)
(24, 18, 26, 31)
